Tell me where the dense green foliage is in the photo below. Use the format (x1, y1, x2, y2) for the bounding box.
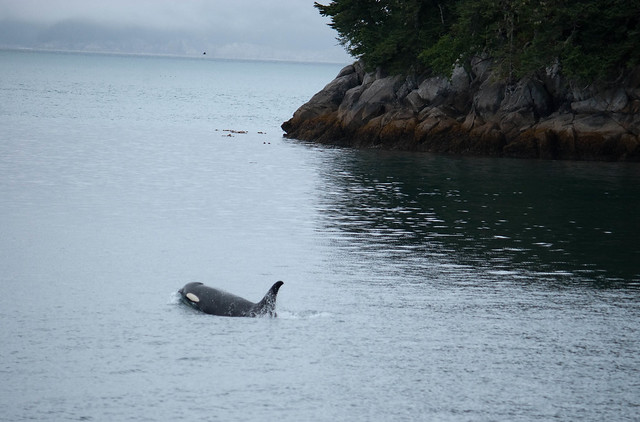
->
(315, 0, 640, 82)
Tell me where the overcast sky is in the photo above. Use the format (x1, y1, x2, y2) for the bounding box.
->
(0, 0, 351, 63)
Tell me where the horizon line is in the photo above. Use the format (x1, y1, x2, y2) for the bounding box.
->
(0, 46, 352, 66)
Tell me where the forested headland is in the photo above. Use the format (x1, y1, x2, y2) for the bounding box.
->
(315, 0, 639, 82)
(282, 1, 640, 161)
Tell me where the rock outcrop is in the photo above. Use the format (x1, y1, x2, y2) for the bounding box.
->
(282, 60, 640, 161)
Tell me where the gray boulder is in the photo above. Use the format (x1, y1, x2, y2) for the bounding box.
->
(571, 88, 628, 113)
(418, 76, 451, 103)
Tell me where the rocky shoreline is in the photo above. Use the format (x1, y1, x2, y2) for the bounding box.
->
(282, 60, 640, 161)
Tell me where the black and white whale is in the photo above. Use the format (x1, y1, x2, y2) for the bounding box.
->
(178, 281, 284, 317)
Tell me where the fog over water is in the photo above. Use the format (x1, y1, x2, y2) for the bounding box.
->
(0, 0, 350, 62)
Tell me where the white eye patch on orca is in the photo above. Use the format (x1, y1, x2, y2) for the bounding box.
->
(186, 292, 200, 303)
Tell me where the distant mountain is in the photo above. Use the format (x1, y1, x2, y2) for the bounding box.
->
(0, 18, 349, 63)
(0, 19, 200, 56)
(0, 20, 44, 47)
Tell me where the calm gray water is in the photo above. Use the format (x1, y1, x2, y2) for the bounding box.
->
(1, 50, 639, 421)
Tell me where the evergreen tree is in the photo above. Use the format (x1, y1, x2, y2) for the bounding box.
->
(315, 0, 640, 82)
(315, 0, 454, 73)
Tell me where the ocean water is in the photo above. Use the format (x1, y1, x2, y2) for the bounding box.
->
(1, 50, 639, 421)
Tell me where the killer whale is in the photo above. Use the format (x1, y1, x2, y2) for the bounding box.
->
(178, 281, 283, 317)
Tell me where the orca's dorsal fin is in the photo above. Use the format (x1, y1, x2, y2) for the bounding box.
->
(254, 281, 284, 317)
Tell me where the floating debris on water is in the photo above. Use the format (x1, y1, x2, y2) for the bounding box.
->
(215, 129, 268, 138)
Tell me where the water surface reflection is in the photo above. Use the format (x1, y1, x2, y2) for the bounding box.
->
(315, 149, 640, 287)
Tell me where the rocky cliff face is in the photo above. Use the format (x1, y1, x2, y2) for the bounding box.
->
(282, 60, 640, 161)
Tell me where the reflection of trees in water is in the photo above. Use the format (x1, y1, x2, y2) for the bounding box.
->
(316, 150, 640, 285)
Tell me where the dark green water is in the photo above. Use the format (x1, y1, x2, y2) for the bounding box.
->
(316, 149, 640, 287)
